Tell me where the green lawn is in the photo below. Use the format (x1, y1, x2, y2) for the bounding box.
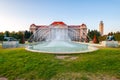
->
(0, 46, 120, 80)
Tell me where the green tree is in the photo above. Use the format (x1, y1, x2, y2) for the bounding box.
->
(0, 32, 4, 41)
(24, 30, 31, 40)
(114, 31, 120, 41)
(4, 31, 10, 37)
(19, 34, 25, 44)
(87, 29, 101, 40)
(10, 31, 16, 38)
(99, 35, 107, 41)
(99, 31, 120, 41)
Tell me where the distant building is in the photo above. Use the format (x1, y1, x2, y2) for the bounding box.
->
(99, 21, 104, 35)
(29, 21, 87, 42)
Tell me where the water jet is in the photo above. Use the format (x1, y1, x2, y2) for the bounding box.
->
(26, 22, 98, 54)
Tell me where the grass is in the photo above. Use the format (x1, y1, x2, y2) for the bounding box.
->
(0, 46, 120, 80)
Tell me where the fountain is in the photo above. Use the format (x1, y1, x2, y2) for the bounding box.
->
(26, 24, 98, 54)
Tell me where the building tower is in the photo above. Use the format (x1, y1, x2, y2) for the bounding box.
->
(99, 21, 104, 35)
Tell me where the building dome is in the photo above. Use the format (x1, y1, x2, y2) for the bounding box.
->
(50, 21, 67, 28)
(80, 23, 87, 28)
(51, 21, 66, 26)
(30, 24, 36, 26)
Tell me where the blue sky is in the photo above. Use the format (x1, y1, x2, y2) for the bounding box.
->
(0, 0, 120, 34)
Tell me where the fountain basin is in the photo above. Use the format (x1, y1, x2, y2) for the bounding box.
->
(27, 24, 98, 54)
(26, 41, 98, 54)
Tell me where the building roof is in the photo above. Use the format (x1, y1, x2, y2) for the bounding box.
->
(80, 23, 87, 28)
(51, 21, 66, 26)
(30, 24, 36, 26)
(37, 25, 48, 28)
(68, 25, 80, 29)
(30, 22, 87, 30)
(81, 23, 86, 26)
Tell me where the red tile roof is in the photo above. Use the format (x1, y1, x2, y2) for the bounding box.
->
(81, 23, 86, 26)
(51, 21, 66, 26)
(30, 24, 36, 26)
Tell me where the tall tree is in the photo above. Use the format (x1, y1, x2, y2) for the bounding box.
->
(4, 31, 10, 37)
(24, 30, 31, 40)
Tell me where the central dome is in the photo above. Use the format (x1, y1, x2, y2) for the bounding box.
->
(50, 21, 67, 28)
(51, 21, 66, 25)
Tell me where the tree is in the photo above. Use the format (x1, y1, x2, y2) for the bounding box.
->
(93, 35, 99, 43)
(19, 34, 25, 44)
(99, 31, 120, 41)
(10, 31, 17, 39)
(114, 31, 120, 41)
(4, 31, 10, 37)
(99, 35, 107, 41)
(24, 30, 31, 40)
(87, 29, 101, 40)
(0, 32, 4, 41)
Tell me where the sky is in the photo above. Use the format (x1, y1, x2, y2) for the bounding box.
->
(0, 0, 120, 34)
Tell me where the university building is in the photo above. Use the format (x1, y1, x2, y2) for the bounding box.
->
(29, 21, 87, 42)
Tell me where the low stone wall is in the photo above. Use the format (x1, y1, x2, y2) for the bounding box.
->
(2, 41, 19, 48)
(101, 41, 119, 47)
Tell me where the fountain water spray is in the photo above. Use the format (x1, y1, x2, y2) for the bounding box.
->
(26, 25, 98, 54)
